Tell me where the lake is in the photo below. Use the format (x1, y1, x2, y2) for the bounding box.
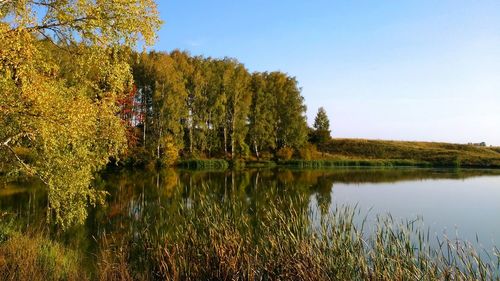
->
(1, 167, 500, 275)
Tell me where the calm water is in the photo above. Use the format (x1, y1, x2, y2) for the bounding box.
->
(1, 168, 500, 261)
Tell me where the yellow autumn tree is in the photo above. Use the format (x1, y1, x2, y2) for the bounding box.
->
(0, 0, 161, 228)
(161, 135, 180, 167)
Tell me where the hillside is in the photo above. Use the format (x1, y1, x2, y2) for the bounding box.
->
(320, 139, 500, 168)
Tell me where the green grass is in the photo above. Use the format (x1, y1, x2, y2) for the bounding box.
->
(320, 139, 500, 168)
(0, 223, 85, 280)
(177, 159, 229, 170)
(279, 159, 428, 168)
(244, 160, 278, 168)
(171, 141, 500, 170)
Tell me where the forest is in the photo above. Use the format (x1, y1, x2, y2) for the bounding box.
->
(123, 51, 317, 165)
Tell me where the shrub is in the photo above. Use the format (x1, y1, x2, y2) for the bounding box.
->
(309, 129, 331, 146)
(161, 135, 180, 166)
(122, 146, 152, 167)
(276, 147, 294, 160)
(245, 160, 277, 168)
(259, 151, 274, 160)
(230, 159, 246, 169)
(298, 144, 317, 160)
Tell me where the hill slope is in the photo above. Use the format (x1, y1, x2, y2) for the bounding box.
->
(320, 139, 500, 168)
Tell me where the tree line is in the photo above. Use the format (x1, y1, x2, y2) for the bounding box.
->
(123, 51, 315, 164)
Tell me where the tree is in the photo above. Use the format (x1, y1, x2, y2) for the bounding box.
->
(248, 72, 277, 159)
(133, 52, 187, 161)
(0, 0, 161, 227)
(205, 58, 226, 157)
(314, 107, 330, 131)
(223, 59, 251, 159)
(169, 50, 205, 157)
(125, 53, 309, 162)
(310, 107, 331, 146)
(269, 72, 308, 150)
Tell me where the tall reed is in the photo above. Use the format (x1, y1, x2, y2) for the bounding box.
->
(96, 190, 500, 280)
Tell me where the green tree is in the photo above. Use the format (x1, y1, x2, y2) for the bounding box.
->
(310, 107, 331, 146)
(205, 58, 226, 157)
(269, 72, 308, 150)
(248, 72, 277, 158)
(169, 50, 198, 156)
(223, 59, 251, 159)
(314, 107, 330, 131)
(133, 52, 187, 161)
(190, 56, 211, 155)
(127, 52, 308, 162)
(0, 0, 161, 227)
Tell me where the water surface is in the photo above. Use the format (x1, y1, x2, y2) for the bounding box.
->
(1, 168, 500, 265)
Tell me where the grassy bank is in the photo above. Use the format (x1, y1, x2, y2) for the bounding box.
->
(121, 139, 500, 170)
(317, 139, 500, 168)
(278, 158, 427, 168)
(176, 159, 229, 170)
(0, 223, 85, 280)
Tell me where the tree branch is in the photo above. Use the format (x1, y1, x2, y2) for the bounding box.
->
(26, 17, 96, 31)
(1, 133, 49, 186)
(0, 0, 12, 7)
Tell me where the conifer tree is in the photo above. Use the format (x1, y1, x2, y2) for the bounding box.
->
(311, 107, 331, 145)
(314, 107, 330, 131)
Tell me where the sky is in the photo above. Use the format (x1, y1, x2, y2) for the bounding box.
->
(153, 0, 500, 145)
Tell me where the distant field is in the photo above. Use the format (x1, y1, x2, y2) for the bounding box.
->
(320, 139, 500, 168)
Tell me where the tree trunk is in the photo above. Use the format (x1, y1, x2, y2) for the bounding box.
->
(231, 116, 236, 160)
(254, 140, 259, 160)
(231, 170, 235, 191)
(143, 115, 147, 147)
(223, 127, 228, 156)
(157, 115, 162, 159)
(189, 124, 193, 155)
(142, 91, 147, 147)
(157, 131, 161, 159)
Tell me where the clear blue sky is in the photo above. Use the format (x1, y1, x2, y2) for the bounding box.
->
(153, 0, 500, 145)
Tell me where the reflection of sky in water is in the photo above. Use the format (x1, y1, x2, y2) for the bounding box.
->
(328, 176, 500, 251)
(3, 169, 500, 261)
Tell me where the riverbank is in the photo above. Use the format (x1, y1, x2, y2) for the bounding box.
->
(172, 139, 500, 170)
(320, 139, 500, 168)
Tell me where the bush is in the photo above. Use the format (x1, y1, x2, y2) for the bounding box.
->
(276, 147, 294, 160)
(121, 147, 152, 167)
(161, 135, 180, 166)
(259, 151, 274, 160)
(309, 129, 331, 147)
(298, 144, 317, 160)
(230, 159, 246, 170)
(245, 160, 277, 168)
